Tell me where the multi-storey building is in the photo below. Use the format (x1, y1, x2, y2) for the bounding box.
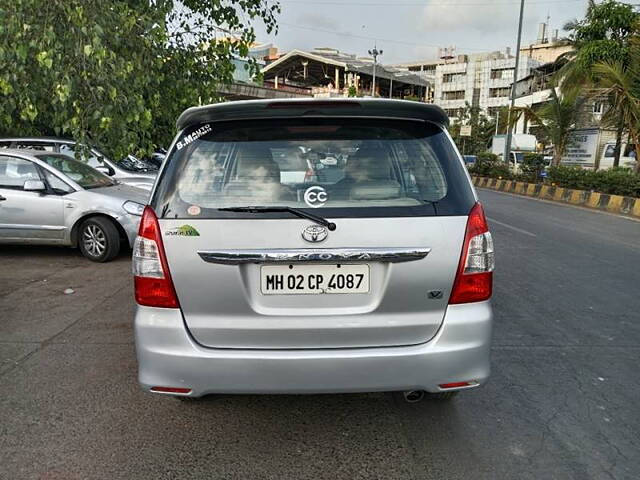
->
(434, 51, 540, 119)
(393, 50, 540, 119)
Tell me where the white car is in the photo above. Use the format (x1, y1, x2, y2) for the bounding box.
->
(133, 99, 494, 403)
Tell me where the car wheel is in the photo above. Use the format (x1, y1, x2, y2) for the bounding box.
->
(78, 217, 121, 262)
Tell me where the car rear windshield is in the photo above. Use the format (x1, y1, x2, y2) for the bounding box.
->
(37, 154, 116, 189)
(153, 118, 475, 218)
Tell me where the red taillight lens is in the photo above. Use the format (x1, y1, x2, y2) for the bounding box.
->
(439, 381, 478, 389)
(150, 386, 192, 394)
(449, 202, 494, 304)
(133, 206, 180, 308)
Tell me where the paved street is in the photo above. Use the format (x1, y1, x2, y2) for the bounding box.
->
(1, 189, 639, 480)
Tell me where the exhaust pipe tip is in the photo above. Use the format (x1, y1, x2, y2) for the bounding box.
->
(402, 390, 426, 403)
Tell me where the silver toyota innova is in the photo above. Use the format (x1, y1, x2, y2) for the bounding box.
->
(133, 99, 494, 402)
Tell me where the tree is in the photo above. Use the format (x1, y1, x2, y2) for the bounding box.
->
(557, 0, 639, 166)
(450, 103, 496, 155)
(512, 89, 582, 166)
(0, 1, 279, 159)
(591, 29, 640, 172)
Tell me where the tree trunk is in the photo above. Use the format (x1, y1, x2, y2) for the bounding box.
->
(629, 130, 640, 173)
(613, 120, 624, 167)
(553, 149, 563, 167)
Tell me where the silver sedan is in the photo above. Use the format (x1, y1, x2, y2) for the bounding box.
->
(0, 149, 148, 262)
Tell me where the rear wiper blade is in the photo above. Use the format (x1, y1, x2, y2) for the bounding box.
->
(218, 206, 337, 231)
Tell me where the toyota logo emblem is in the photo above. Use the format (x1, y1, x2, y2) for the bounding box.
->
(302, 225, 328, 243)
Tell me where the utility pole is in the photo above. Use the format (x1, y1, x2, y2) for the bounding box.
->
(504, 0, 525, 164)
(368, 45, 383, 97)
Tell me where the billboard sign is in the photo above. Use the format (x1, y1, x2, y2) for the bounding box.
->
(561, 128, 599, 166)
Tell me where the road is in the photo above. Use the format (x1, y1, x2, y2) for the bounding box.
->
(1, 189, 639, 480)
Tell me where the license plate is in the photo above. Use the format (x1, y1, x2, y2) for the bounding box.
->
(260, 264, 370, 295)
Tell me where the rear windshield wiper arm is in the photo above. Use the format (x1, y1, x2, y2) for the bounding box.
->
(218, 206, 337, 231)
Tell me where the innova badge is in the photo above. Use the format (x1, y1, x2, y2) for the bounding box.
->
(302, 225, 328, 243)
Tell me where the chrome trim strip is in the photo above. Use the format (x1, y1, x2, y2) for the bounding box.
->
(198, 247, 430, 265)
(0, 224, 65, 231)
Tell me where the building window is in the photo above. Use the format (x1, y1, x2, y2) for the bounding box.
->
(443, 108, 462, 118)
(487, 107, 502, 118)
(592, 101, 605, 114)
(442, 73, 465, 83)
(442, 90, 466, 100)
(490, 68, 514, 80)
(490, 87, 511, 98)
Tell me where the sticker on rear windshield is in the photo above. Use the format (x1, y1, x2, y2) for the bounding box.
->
(187, 205, 201, 216)
(165, 225, 200, 236)
(176, 124, 212, 150)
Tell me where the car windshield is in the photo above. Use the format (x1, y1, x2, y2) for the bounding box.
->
(37, 154, 116, 189)
(153, 118, 475, 218)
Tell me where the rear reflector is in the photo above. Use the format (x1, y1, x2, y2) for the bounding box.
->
(150, 386, 192, 394)
(133, 206, 180, 308)
(439, 381, 477, 389)
(449, 202, 494, 304)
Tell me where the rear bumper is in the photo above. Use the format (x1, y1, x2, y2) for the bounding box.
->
(134, 302, 493, 396)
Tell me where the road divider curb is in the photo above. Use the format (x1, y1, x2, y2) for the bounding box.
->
(471, 176, 640, 219)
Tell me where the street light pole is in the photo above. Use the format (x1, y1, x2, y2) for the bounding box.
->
(504, 0, 525, 164)
(368, 45, 383, 97)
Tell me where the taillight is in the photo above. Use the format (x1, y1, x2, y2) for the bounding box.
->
(133, 206, 180, 308)
(449, 202, 494, 304)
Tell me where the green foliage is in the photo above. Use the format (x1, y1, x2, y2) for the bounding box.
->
(0, 1, 280, 159)
(347, 85, 357, 97)
(547, 165, 640, 196)
(560, 0, 638, 93)
(450, 103, 495, 156)
(520, 153, 547, 181)
(468, 152, 502, 176)
(591, 26, 640, 171)
(512, 89, 582, 166)
(558, 1, 639, 168)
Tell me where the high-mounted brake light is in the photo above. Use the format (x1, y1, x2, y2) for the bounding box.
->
(133, 206, 180, 308)
(449, 202, 494, 304)
(266, 100, 361, 109)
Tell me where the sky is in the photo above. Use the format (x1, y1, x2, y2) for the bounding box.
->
(251, 0, 595, 64)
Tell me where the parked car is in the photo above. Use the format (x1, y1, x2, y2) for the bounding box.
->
(133, 99, 494, 403)
(142, 149, 167, 169)
(0, 149, 148, 261)
(0, 137, 157, 190)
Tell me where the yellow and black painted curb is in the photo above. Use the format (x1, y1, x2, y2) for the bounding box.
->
(472, 176, 640, 219)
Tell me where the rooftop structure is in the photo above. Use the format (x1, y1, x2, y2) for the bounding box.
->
(261, 48, 433, 101)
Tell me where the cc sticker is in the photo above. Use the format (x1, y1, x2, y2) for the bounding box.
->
(304, 186, 328, 208)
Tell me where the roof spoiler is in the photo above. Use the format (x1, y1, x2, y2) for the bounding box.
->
(176, 98, 449, 130)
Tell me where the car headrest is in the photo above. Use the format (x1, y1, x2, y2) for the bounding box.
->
(345, 145, 393, 181)
(235, 144, 280, 182)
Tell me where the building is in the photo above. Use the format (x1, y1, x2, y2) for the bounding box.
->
(393, 50, 540, 119)
(432, 50, 539, 119)
(248, 43, 282, 64)
(520, 22, 573, 64)
(261, 48, 433, 101)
